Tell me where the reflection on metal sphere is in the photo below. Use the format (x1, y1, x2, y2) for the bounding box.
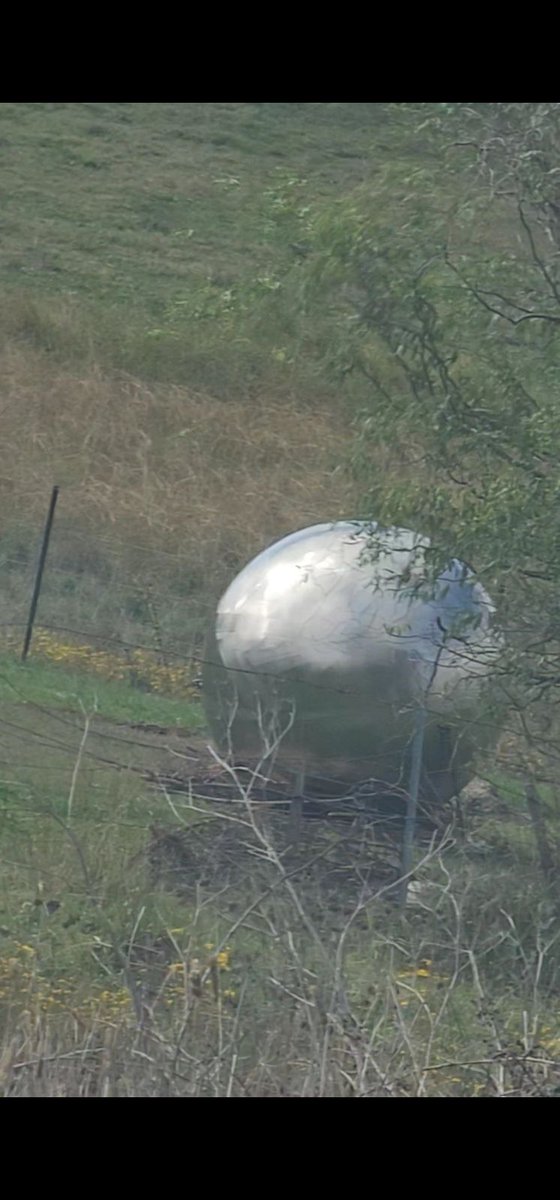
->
(202, 521, 498, 803)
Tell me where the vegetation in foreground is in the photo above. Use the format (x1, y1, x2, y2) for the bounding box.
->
(0, 640, 559, 1097)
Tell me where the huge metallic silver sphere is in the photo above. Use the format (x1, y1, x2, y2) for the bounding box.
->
(202, 521, 498, 803)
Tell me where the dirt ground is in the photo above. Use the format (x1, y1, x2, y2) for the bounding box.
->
(4, 698, 480, 935)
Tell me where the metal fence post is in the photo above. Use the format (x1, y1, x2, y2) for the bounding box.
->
(398, 703, 427, 908)
(21, 485, 59, 663)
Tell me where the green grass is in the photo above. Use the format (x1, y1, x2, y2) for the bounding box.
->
(0, 103, 395, 376)
(0, 652, 204, 730)
(0, 104, 385, 299)
(0, 103, 445, 403)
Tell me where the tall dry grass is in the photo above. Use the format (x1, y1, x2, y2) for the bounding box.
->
(0, 338, 356, 605)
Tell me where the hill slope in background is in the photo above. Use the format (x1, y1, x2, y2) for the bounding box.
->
(1, 103, 405, 634)
(0, 103, 385, 314)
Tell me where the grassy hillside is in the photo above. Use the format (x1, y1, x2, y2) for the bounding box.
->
(0, 103, 409, 647)
(1, 103, 559, 1096)
(0, 105, 380, 296)
(0, 103, 393, 386)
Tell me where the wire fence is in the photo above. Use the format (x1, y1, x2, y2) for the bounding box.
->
(1, 492, 556, 805)
(0, 505, 217, 683)
(0, 499, 551, 740)
(2, 494, 559, 1098)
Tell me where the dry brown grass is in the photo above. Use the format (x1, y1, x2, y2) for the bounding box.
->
(0, 339, 356, 601)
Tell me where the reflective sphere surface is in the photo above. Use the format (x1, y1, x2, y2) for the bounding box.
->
(202, 522, 498, 802)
